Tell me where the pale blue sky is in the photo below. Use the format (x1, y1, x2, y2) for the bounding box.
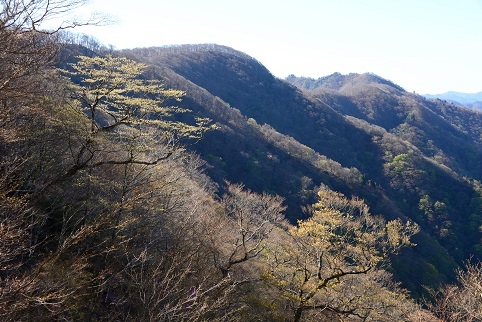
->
(59, 0, 482, 94)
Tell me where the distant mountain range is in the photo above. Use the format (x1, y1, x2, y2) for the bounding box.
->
(424, 91, 482, 110)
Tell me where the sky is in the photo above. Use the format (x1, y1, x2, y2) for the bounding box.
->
(49, 0, 482, 94)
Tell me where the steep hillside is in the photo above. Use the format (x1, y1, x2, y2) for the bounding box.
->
(289, 74, 482, 179)
(63, 44, 481, 297)
(121, 46, 372, 220)
(5, 0, 481, 314)
(127, 47, 387, 177)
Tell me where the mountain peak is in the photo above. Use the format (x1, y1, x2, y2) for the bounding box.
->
(286, 72, 405, 93)
(124, 43, 263, 66)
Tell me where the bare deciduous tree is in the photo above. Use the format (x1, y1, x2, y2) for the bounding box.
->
(429, 261, 482, 322)
(213, 183, 286, 277)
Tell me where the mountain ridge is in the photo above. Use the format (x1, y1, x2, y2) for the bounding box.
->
(286, 72, 406, 93)
(423, 91, 482, 110)
(60, 43, 482, 298)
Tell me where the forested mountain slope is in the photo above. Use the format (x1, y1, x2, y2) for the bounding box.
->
(3, 1, 481, 317)
(114, 44, 482, 297)
(288, 73, 482, 178)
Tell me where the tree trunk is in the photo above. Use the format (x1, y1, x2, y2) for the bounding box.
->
(293, 306, 303, 322)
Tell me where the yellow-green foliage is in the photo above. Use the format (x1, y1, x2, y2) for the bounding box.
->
(61, 55, 213, 139)
(263, 188, 419, 321)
